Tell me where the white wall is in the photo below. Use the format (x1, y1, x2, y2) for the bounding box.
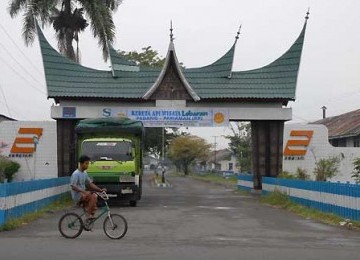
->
(283, 124, 360, 183)
(218, 155, 240, 172)
(0, 121, 57, 181)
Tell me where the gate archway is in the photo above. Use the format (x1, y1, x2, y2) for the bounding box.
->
(37, 14, 309, 190)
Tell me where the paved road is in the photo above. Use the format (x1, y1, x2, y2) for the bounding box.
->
(0, 174, 360, 260)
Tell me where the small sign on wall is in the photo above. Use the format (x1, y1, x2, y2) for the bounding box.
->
(63, 107, 76, 118)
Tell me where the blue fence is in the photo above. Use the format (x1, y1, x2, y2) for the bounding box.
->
(0, 177, 70, 226)
(238, 175, 360, 221)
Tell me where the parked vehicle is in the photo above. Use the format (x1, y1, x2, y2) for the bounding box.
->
(75, 117, 145, 206)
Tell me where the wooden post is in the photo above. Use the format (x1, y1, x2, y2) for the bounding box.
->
(251, 120, 284, 189)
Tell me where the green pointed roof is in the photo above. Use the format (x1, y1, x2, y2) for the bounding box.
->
(108, 43, 139, 73)
(185, 43, 236, 77)
(37, 18, 308, 102)
(187, 21, 308, 99)
(143, 40, 200, 101)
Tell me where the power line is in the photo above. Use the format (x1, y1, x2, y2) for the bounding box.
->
(212, 135, 219, 170)
(0, 40, 46, 88)
(0, 84, 13, 119)
(0, 55, 47, 95)
(0, 22, 44, 77)
(0, 84, 32, 120)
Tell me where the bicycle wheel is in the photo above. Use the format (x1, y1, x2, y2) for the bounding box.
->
(103, 213, 128, 239)
(58, 213, 84, 239)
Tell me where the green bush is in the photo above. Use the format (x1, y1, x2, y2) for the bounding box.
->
(278, 171, 296, 179)
(295, 167, 310, 180)
(0, 156, 20, 182)
(4, 161, 20, 182)
(314, 156, 340, 181)
(351, 157, 360, 184)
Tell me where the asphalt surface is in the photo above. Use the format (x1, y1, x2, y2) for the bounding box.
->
(0, 174, 360, 260)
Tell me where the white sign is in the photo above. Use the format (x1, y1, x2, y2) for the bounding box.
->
(102, 108, 229, 127)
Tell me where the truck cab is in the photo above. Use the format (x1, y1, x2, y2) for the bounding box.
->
(75, 118, 144, 206)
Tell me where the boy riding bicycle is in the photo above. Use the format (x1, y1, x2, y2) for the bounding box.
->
(70, 155, 106, 219)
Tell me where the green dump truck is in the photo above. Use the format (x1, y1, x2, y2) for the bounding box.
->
(75, 117, 145, 207)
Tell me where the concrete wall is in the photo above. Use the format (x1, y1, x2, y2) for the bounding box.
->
(218, 155, 240, 172)
(283, 124, 360, 183)
(238, 175, 360, 220)
(0, 121, 57, 181)
(0, 177, 70, 226)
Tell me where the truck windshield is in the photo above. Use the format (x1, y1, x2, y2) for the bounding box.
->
(82, 140, 133, 161)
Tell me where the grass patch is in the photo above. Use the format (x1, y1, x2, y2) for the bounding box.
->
(189, 172, 238, 186)
(0, 194, 73, 231)
(261, 190, 360, 229)
(233, 189, 253, 196)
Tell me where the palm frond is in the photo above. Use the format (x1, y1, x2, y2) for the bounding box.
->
(55, 28, 66, 54)
(104, 0, 123, 11)
(80, 0, 116, 61)
(32, 0, 58, 24)
(22, 6, 36, 45)
(8, 0, 28, 18)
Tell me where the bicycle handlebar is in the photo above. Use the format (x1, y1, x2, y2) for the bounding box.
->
(95, 191, 109, 201)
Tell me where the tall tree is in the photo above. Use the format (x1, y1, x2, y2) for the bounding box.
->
(8, 0, 122, 62)
(168, 135, 211, 175)
(119, 46, 166, 67)
(225, 122, 252, 173)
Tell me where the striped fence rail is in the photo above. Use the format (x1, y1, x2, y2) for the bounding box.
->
(237, 174, 254, 191)
(0, 177, 70, 226)
(238, 175, 360, 221)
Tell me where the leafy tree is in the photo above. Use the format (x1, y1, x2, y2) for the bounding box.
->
(119, 46, 166, 67)
(351, 157, 360, 184)
(144, 127, 180, 158)
(225, 122, 252, 172)
(8, 0, 122, 62)
(168, 135, 211, 175)
(314, 156, 340, 181)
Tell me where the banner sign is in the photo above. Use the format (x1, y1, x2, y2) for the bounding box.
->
(102, 108, 229, 127)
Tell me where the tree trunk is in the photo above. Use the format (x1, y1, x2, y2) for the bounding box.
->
(183, 164, 189, 175)
(64, 0, 76, 61)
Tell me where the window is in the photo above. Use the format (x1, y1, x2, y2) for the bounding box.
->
(228, 163, 233, 171)
(82, 140, 133, 161)
(354, 136, 360, 147)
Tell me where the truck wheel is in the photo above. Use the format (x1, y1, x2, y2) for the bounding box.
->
(129, 200, 137, 207)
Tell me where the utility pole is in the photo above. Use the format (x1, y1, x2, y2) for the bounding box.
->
(162, 127, 165, 183)
(162, 127, 165, 163)
(212, 136, 218, 171)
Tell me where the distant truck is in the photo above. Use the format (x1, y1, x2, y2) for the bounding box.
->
(75, 117, 145, 206)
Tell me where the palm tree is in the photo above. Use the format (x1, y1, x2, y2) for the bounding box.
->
(8, 0, 122, 62)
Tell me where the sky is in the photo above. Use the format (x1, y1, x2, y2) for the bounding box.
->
(1, 0, 360, 149)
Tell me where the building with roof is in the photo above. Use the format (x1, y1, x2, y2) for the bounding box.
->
(312, 109, 360, 147)
(205, 149, 240, 173)
(37, 12, 309, 189)
(0, 114, 16, 123)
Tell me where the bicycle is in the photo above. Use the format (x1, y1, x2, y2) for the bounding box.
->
(58, 191, 128, 239)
